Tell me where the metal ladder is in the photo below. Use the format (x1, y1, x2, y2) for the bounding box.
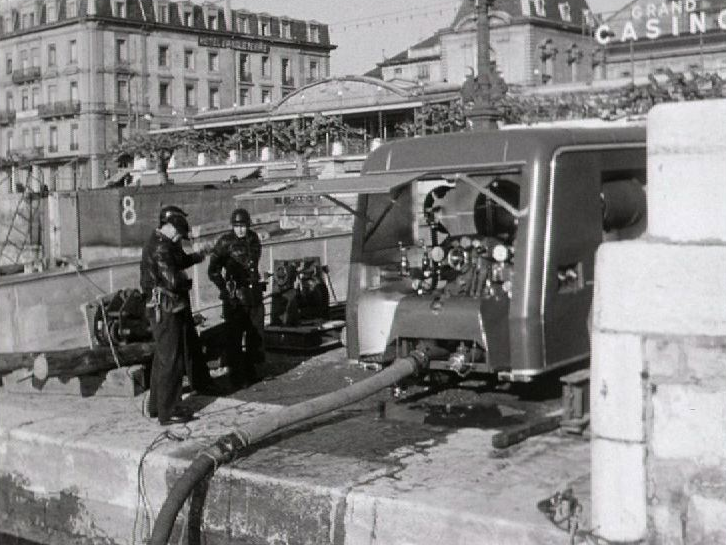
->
(0, 171, 42, 266)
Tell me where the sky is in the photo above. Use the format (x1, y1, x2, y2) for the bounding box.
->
(231, 0, 631, 76)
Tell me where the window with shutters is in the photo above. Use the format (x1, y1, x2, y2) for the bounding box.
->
(70, 124, 78, 150)
(46, 1, 57, 23)
(159, 81, 171, 106)
(184, 49, 195, 70)
(158, 45, 169, 67)
(48, 44, 57, 67)
(117, 79, 128, 104)
(209, 85, 220, 109)
(49, 126, 58, 152)
(185, 83, 196, 107)
(117, 39, 128, 63)
(238, 15, 249, 33)
(309, 24, 320, 42)
(68, 40, 77, 64)
(208, 50, 219, 71)
(259, 18, 270, 36)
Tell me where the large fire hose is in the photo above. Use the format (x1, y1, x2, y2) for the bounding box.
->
(149, 351, 429, 545)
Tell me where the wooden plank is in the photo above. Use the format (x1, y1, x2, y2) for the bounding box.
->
(491, 415, 562, 449)
(1, 364, 146, 398)
(0, 343, 154, 379)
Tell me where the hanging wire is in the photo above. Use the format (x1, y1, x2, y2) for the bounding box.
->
(329, 0, 460, 31)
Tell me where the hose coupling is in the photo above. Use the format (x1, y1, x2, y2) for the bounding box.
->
(406, 349, 430, 377)
(212, 432, 249, 464)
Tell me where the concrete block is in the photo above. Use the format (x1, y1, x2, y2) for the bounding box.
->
(1, 365, 145, 398)
(652, 385, 726, 463)
(645, 337, 726, 383)
(650, 505, 686, 545)
(590, 331, 645, 442)
(644, 338, 684, 380)
(685, 495, 726, 544)
(647, 100, 726, 243)
(594, 241, 726, 337)
(648, 458, 695, 509)
(591, 438, 647, 543)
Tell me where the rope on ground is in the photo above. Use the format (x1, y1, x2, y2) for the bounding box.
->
(133, 429, 191, 545)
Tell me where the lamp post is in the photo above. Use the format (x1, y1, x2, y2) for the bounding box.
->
(629, 38, 635, 83)
(461, 0, 499, 131)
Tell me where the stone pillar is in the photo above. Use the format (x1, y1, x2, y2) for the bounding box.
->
(591, 100, 726, 543)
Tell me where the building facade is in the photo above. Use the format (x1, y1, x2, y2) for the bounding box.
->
(601, 0, 726, 81)
(372, 0, 599, 87)
(0, 0, 333, 190)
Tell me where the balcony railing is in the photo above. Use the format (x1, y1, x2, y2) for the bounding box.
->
(282, 76, 295, 87)
(0, 110, 16, 125)
(17, 146, 45, 159)
(12, 66, 42, 84)
(38, 100, 81, 119)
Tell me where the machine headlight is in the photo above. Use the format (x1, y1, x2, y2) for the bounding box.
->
(492, 244, 510, 263)
(460, 236, 472, 249)
(430, 246, 446, 263)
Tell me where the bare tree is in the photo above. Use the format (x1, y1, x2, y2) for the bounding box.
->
(228, 114, 363, 177)
(111, 129, 227, 185)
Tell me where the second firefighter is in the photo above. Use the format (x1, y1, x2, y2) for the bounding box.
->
(208, 208, 264, 387)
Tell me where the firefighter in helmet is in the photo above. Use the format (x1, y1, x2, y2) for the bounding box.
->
(142, 205, 217, 398)
(139, 213, 196, 425)
(208, 208, 264, 387)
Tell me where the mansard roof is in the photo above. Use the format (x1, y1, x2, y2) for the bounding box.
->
(451, 0, 593, 30)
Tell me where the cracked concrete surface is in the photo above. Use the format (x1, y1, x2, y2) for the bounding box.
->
(0, 362, 590, 545)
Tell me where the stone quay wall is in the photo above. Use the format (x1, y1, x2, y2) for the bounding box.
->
(590, 99, 726, 544)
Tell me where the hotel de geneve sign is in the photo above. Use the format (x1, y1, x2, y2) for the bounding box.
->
(198, 35, 270, 53)
(595, 0, 726, 44)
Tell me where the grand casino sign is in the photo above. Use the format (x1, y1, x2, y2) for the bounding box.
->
(595, 0, 726, 44)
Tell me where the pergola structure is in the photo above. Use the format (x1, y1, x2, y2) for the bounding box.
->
(137, 75, 462, 183)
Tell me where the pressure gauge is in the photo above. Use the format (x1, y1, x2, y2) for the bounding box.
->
(460, 236, 472, 249)
(430, 246, 446, 263)
(492, 244, 510, 263)
(447, 247, 469, 271)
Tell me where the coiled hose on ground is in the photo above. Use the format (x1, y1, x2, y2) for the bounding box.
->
(149, 351, 429, 545)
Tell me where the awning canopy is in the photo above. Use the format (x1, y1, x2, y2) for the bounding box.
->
(234, 171, 425, 201)
(140, 165, 261, 186)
